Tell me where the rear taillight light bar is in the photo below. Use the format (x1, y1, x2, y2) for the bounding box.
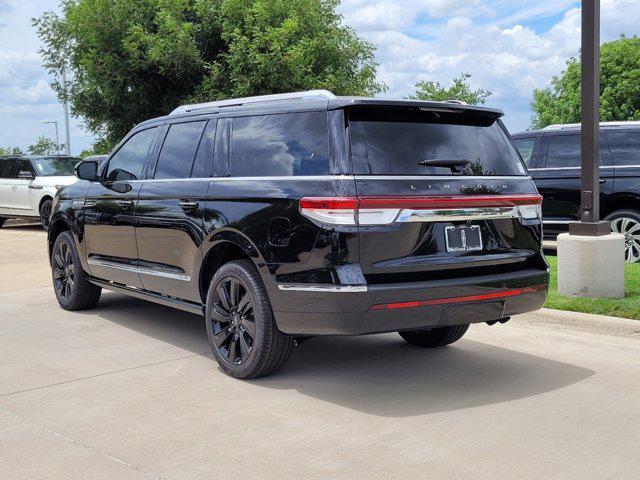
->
(300, 195, 543, 226)
(368, 285, 547, 311)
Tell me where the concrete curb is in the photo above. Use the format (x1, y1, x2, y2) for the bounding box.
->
(512, 307, 640, 340)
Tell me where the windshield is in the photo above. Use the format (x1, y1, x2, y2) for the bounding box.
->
(348, 109, 526, 176)
(31, 157, 81, 176)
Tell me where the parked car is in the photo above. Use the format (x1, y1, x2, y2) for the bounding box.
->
(0, 155, 81, 230)
(512, 121, 640, 262)
(48, 90, 549, 378)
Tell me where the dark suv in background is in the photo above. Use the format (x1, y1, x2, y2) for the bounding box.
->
(49, 90, 548, 378)
(513, 122, 640, 262)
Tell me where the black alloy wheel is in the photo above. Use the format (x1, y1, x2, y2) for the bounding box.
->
(53, 239, 75, 302)
(210, 276, 256, 366)
(51, 231, 101, 311)
(40, 199, 52, 230)
(205, 260, 293, 379)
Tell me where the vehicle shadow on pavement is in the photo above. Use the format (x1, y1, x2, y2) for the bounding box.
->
(94, 292, 594, 418)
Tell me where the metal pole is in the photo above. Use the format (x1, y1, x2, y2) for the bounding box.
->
(569, 0, 610, 236)
(43, 121, 60, 155)
(61, 69, 71, 155)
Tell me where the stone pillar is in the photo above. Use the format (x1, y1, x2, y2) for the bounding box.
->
(557, 233, 625, 298)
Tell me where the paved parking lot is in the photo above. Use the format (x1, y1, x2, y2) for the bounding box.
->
(1, 224, 639, 479)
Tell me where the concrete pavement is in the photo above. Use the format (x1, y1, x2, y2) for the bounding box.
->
(1, 224, 639, 479)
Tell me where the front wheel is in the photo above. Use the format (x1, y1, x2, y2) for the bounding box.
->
(399, 324, 469, 348)
(52, 231, 102, 310)
(40, 198, 53, 231)
(605, 209, 640, 263)
(205, 260, 293, 379)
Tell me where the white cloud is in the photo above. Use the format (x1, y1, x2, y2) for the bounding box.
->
(343, 0, 640, 132)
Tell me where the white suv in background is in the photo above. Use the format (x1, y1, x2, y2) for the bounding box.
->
(0, 156, 81, 230)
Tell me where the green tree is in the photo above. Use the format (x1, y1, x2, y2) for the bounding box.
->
(34, 0, 385, 150)
(0, 146, 23, 156)
(531, 35, 640, 129)
(27, 136, 59, 155)
(409, 73, 492, 105)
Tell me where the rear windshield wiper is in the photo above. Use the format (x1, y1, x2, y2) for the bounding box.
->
(418, 158, 470, 173)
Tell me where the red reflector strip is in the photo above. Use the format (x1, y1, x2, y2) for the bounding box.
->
(299, 197, 358, 210)
(368, 285, 547, 311)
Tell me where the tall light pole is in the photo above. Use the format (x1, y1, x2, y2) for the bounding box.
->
(61, 69, 71, 155)
(43, 121, 60, 155)
(557, 0, 625, 299)
(569, 0, 609, 236)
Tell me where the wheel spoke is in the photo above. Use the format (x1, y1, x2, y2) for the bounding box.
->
(227, 338, 238, 363)
(229, 279, 239, 306)
(54, 249, 64, 267)
(213, 326, 233, 348)
(217, 282, 232, 310)
(239, 333, 251, 360)
(211, 303, 231, 323)
(241, 317, 256, 338)
(236, 292, 251, 314)
(53, 268, 65, 280)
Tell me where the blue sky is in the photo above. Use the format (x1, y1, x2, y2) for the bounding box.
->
(1, 0, 639, 154)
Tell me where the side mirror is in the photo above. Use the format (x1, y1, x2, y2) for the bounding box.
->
(75, 160, 98, 181)
(18, 170, 35, 180)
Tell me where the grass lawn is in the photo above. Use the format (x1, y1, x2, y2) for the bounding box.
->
(545, 256, 640, 320)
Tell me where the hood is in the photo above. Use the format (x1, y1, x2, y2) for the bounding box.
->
(35, 175, 78, 187)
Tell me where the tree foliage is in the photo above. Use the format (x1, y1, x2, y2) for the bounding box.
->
(34, 0, 385, 149)
(408, 73, 492, 105)
(531, 36, 640, 129)
(0, 146, 23, 156)
(27, 136, 60, 155)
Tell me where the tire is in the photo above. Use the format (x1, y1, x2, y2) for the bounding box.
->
(52, 231, 102, 311)
(40, 198, 53, 231)
(205, 259, 293, 379)
(605, 209, 640, 263)
(399, 324, 470, 348)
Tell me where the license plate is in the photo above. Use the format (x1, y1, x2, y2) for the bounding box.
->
(445, 225, 483, 252)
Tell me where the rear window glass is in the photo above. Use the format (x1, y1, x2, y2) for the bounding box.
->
(607, 131, 640, 166)
(154, 121, 206, 179)
(546, 134, 580, 168)
(348, 109, 526, 176)
(231, 112, 329, 176)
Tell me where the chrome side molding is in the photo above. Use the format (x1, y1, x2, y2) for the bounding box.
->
(87, 258, 190, 282)
(278, 284, 368, 293)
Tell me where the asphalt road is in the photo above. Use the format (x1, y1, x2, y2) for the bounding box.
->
(1, 224, 639, 479)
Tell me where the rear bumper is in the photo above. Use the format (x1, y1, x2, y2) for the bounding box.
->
(272, 268, 548, 335)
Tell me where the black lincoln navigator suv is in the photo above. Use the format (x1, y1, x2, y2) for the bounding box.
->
(48, 90, 549, 378)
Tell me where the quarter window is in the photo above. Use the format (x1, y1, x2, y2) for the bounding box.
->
(607, 131, 640, 166)
(546, 135, 580, 168)
(154, 121, 207, 179)
(231, 112, 329, 176)
(106, 127, 158, 182)
(513, 137, 536, 167)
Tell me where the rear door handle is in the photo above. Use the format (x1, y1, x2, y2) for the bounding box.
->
(179, 200, 199, 211)
(116, 199, 135, 209)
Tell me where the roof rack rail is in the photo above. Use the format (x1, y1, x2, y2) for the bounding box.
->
(443, 99, 468, 105)
(543, 120, 640, 130)
(170, 90, 336, 115)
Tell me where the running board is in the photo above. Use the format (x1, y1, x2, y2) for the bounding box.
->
(88, 277, 205, 316)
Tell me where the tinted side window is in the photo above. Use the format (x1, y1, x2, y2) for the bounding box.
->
(191, 120, 217, 178)
(513, 137, 536, 167)
(154, 121, 206, 179)
(231, 112, 329, 176)
(0, 159, 17, 178)
(607, 131, 640, 166)
(106, 127, 158, 182)
(546, 134, 580, 168)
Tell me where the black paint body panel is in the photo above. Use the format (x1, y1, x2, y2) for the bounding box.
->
(49, 99, 549, 336)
